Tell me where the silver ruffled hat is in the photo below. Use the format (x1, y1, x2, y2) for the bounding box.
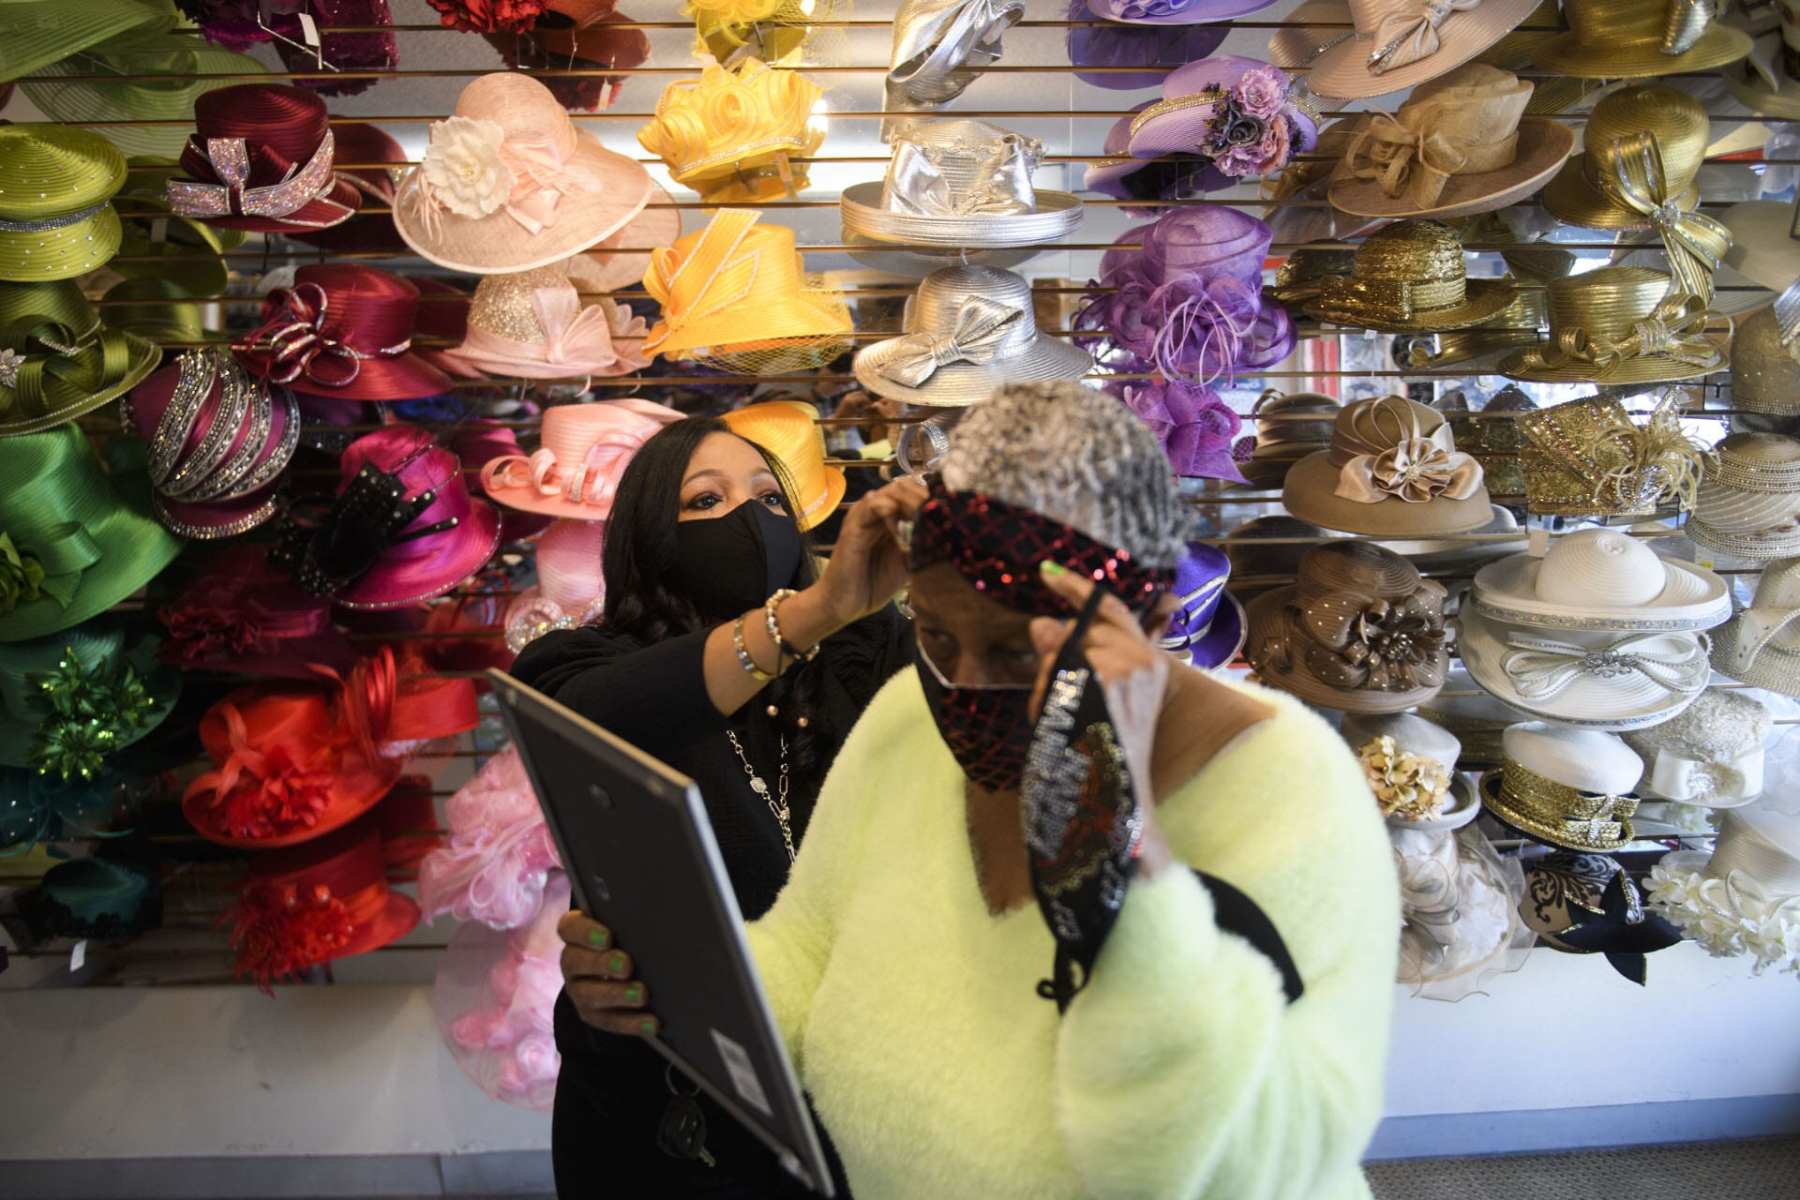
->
(841, 119, 1083, 253)
(886, 0, 1024, 120)
(853, 265, 1092, 407)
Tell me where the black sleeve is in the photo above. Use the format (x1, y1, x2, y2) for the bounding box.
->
(819, 604, 914, 709)
(510, 627, 725, 756)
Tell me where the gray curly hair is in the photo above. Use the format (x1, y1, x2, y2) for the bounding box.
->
(939, 381, 1189, 570)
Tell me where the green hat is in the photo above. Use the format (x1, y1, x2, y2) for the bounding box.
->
(0, 277, 161, 434)
(0, 424, 184, 642)
(0, 0, 170, 84)
(0, 620, 180, 778)
(21, 29, 268, 160)
(0, 124, 128, 282)
(19, 855, 163, 941)
(109, 158, 242, 297)
(102, 277, 207, 347)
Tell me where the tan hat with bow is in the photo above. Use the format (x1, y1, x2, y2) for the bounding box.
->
(1327, 63, 1573, 221)
(1540, 85, 1729, 303)
(1282, 395, 1492, 536)
(1499, 267, 1724, 385)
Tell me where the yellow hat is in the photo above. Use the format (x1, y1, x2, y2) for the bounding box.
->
(722, 400, 847, 532)
(637, 57, 824, 204)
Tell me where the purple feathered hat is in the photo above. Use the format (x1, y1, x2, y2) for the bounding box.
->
(1085, 56, 1319, 203)
(1076, 207, 1293, 387)
(1065, 0, 1227, 90)
(1084, 0, 1278, 25)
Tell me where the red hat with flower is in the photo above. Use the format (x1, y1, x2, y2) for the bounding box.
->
(226, 811, 423, 993)
(158, 544, 356, 680)
(182, 647, 479, 849)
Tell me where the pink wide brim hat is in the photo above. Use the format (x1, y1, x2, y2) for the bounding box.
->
(1084, 0, 1279, 25)
(480, 398, 683, 521)
(577, 184, 683, 291)
(392, 74, 656, 275)
(333, 430, 506, 610)
(1305, 0, 1541, 100)
(122, 359, 300, 540)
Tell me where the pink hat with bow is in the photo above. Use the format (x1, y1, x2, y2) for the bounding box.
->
(480, 398, 682, 520)
(393, 72, 659, 275)
(444, 263, 650, 382)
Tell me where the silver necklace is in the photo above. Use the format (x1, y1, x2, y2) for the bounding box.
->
(726, 731, 794, 863)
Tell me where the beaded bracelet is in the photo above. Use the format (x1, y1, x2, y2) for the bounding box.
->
(765, 588, 820, 663)
(732, 615, 776, 683)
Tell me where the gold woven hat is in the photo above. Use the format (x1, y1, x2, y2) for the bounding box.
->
(1282, 395, 1493, 537)
(1479, 722, 1642, 852)
(1688, 433, 1800, 563)
(1515, 393, 1711, 519)
(1731, 306, 1800, 418)
(1306, 220, 1515, 332)
(1499, 267, 1724, 385)
(1270, 245, 1357, 307)
(1327, 64, 1574, 221)
(1244, 540, 1450, 714)
(1532, 0, 1752, 79)
(1405, 246, 1571, 370)
(1301, 0, 1542, 101)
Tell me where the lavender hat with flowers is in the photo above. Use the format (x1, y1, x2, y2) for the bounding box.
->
(1085, 0, 1279, 26)
(1086, 57, 1319, 202)
(1075, 207, 1293, 388)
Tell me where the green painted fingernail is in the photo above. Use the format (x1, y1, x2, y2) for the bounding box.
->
(607, 951, 627, 974)
(587, 927, 610, 948)
(625, 984, 644, 1005)
(1040, 561, 1066, 577)
(639, 1018, 658, 1036)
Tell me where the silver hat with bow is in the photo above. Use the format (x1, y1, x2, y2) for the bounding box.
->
(841, 119, 1083, 254)
(852, 264, 1092, 408)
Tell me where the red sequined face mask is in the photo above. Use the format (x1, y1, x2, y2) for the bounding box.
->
(908, 480, 1174, 791)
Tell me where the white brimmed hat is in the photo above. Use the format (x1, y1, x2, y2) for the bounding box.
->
(1468, 529, 1730, 634)
(852, 265, 1091, 408)
(1710, 556, 1800, 698)
(1689, 433, 1800, 563)
(1620, 688, 1771, 810)
(1648, 808, 1800, 978)
(1479, 722, 1643, 851)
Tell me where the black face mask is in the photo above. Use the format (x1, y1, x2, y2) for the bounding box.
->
(669, 500, 806, 624)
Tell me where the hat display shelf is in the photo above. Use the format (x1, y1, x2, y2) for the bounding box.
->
(3, 0, 1793, 1086)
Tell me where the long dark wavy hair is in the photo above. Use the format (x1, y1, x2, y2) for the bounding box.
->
(599, 417, 830, 784)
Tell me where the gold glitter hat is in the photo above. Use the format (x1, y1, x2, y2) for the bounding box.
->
(1327, 64, 1574, 221)
(1244, 540, 1450, 714)
(1514, 393, 1712, 519)
(1730, 306, 1800, 418)
(1405, 246, 1572, 371)
(1306, 220, 1515, 333)
(1499, 267, 1724, 385)
(1531, 0, 1752, 79)
(1479, 723, 1642, 852)
(1539, 85, 1727, 302)
(637, 57, 825, 204)
(1688, 433, 1800, 563)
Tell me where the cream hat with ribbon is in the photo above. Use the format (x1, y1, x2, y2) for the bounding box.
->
(1303, 0, 1543, 101)
(1649, 808, 1800, 976)
(1710, 555, 1800, 698)
(1621, 688, 1770, 810)
(1479, 721, 1643, 851)
(1327, 63, 1573, 221)
(852, 264, 1091, 407)
(1282, 395, 1491, 536)
(1688, 433, 1800, 563)
(1469, 528, 1731, 633)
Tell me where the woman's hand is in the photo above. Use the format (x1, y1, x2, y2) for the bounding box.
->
(1027, 562, 1175, 878)
(813, 476, 926, 629)
(557, 911, 661, 1037)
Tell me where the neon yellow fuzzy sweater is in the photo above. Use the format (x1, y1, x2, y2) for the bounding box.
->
(747, 670, 1399, 1200)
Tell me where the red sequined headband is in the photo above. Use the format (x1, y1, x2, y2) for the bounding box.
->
(908, 479, 1174, 617)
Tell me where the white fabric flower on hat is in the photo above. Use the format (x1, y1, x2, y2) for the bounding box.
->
(421, 117, 514, 219)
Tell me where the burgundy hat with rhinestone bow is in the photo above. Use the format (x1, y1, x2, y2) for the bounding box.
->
(269, 424, 503, 610)
(120, 349, 300, 540)
(234, 265, 454, 403)
(165, 84, 362, 234)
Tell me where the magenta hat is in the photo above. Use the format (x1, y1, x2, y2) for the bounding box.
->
(480, 398, 683, 521)
(1085, 0, 1278, 25)
(1065, 0, 1226, 89)
(504, 518, 609, 652)
(121, 350, 300, 540)
(158, 544, 355, 679)
(271, 425, 504, 610)
(449, 422, 554, 544)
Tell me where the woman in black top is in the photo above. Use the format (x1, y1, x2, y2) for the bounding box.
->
(510, 415, 918, 1198)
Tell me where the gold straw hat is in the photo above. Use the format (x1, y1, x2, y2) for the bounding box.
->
(0, 124, 127, 284)
(1327, 64, 1574, 221)
(1499, 267, 1723, 385)
(1405, 246, 1571, 370)
(1540, 85, 1727, 302)
(1731, 307, 1800, 418)
(1532, 0, 1752, 79)
(1306, 220, 1515, 332)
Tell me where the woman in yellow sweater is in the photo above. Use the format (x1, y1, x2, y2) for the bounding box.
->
(560, 381, 1399, 1199)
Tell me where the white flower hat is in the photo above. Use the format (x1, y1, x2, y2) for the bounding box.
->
(1648, 808, 1800, 977)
